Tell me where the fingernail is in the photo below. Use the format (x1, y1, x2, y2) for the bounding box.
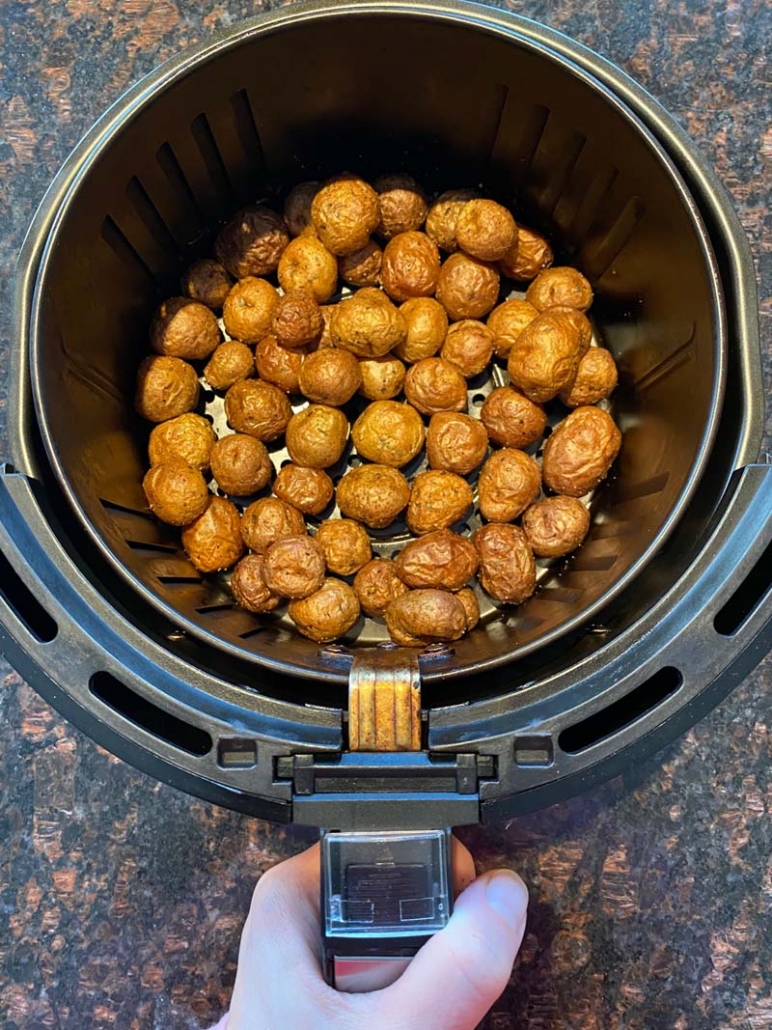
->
(485, 870, 529, 928)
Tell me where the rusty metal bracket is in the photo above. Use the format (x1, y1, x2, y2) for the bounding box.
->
(348, 649, 421, 752)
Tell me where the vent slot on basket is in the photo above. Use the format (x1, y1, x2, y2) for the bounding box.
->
(0, 550, 58, 643)
(714, 536, 772, 637)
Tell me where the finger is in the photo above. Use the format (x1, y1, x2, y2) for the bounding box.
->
(451, 836, 476, 895)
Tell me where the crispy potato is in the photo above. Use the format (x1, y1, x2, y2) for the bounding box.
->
(526, 267, 593, 312)
(473, 523, 536, 604)
(204, 341, 254, 391)
(330, 288, 407, 357)
(395, 297, 449, 363)
(455, 199, 517, 262)
(487, 299, 539, 360)
(241, 497, 306, 553)
(480, 386, 547, 449)
(182, 496, 245, 573)
(385, 589, 467, 646)
(215, 205, 289, 278)
(542, 406, 622, 497)
(436, 252, 500, 321)
(273, 464, 334, 516)
(381, 231, 441, 302)
(224, 380, 292, 441)
(283, 181, 319, 238)
(277, 235, 338, 303)
(338, 240, 383, 287)
(404, 357, 467, 415)
(336, 464, 410, 529)
(142, 460, 210, 526)
(375, 174, 428, 239)
(181, 259, 233, 309)
(478, 448, 541, 522)
(551, 306, 593, 352)
(149, 297, 220, 360)
(506, 311, 583, 403)
(498, 225, 553, 281)
(353, 558, 410, 617)
(315, 519, 372, 576)
(223, 277, 279, 345)
(440, 320, 493, 378)
(358, 354, 406, 401)
(289, 578, 361, 642)
(209, 433, 272, 496)
(310, 174, 380, 256)
(407, 470, 473, 535)
(135, 356, 199, 423)
(299, 348, 362, 406)
(455, 587, 480, 632)
(254, 335, 306, 394)
(148, 413, 215, 472)
(230, 553, 281, 614)
(272, 289, 324, 349)
(352, 400, 425, 468)
(263, 535, 326, 599)
(559, 347, 618, 407)
(426, 412, 488, 475)
(285, 405, 350, 469)
(395, 529, 479, 591)
(522, 495, 591, 557)
(425, 189, 480, 252)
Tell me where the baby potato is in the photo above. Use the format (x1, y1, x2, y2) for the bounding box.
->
(262, 535, 327, 599)
(241, 497, 306, 553)
(542, 406, 622, 497)
(285, 404, 350, 469)
(487, 299, 539, 360)
(440, 319, 493, 378)
(204, 341, 254, 391)
(426, 412, 489, 476)
(506, 311, 583, 403)
(455, 199, 517, 262)
(148, 413, 215, 472)
(353, 558, 410, 618)
(283, 181, 319, 238)
(209, 433, 273, 496)
(149, 297, 221, 360)
(407, 470, 473, 535)
(299, 348, 362, 406)
(277, 235, 338, 303)
(380, 231, 441, 302)
(181, 259, 233, 310)
(559, 347, 618, 407)
(395, 529, 479, 591)
(477, 448, 541, 523)
(223, 277, 279, 345)
(358, 354, 406, 401)
(230, 554, 281, 614)
(551, 306, 593, 353)
(338, 239, 383, 287)
(224, 380, 292, 441)
(254, 335, 306, 394)
(522, 495, 591, 557)
(455, 587, 480, 632)
(289, 578, 361, 643)
(375, 174, 428, 238)
(273, 464, 334, 516)
(498, 225, 553, 281)
(473, 523, 536, 604)
(395, 297, 449, 363)
(385, 589, 467, 646)
(526, 267, 593, 312)
(404, 357, 467, 415)
(315, 519, 372, 576)
(182, 496, 245, 573)
(480, 386, 547, 449)
(215, 205, 290, 278)
(135, 356, 199, 423)
(425, 189, 480, 252)
(336, 464, 410, 529)
(352, 400, 425, 468)
(272, 289, 324, 349)
(142, 460, 210, 527)
(436, 252, 500, 321)
(310, 174, 380, 256)
(331, 288, 407, 357)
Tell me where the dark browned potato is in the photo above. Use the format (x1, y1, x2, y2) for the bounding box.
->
(148, 413, 215, 472)
(404, 357, 467, 415)
(375, 174, 428, 239)
(526, 267, 593, 312)
(181, 259, 233, 309)
(407, 470, 473, 535)
(498, 225, 553, 281)
(480, 386, 547, 449)
(142, 460, 210, 526)
(522, 495, 591, 557)
(338, 240, 382, 287)
(277, 235, 338, 303)
(149, 297, 221, 360)
(223, 277, 279, 345)
(215, 205, 290, 278)
(209, 433, 272, 496)
(330, 288, 407, 357)
(551, 306, 593, 352)
(230, 554, 281, 614)
(336, 464, 410, 529)
(455, 199, 517, 262)
(135, 356, 199, 423)
(353, 558, 410, 617)
(352, 400, 425, 468)
(477, 448, 541, 522)
(285, 405, 350, 469)
(473, 523, 536, 604)
(262, 535, 326, 599)
(358, 354, 406, 401)
(395, 297, 448, 363)
(426, 412, 488, 475)
(487, 299, 539, 360)
(298, 348, 362, 406)
(559, 347, 618, 407)
(204, 341, 254, 391)
(241, 497, 306, 553)
(440, 320, 493, 378)
(289, 578, 361, 642)
(283, 181, 319, 238)
(506, 311, 583, 403)
(272, 290, 324, 349)
(315, 519, 372, 576)
(395, 529, 479, 591)
(225, 380, 292, 441)
(425, 189, 480, 252)
(380, 231, 441, 302)
(182, 496, 245, 573)
(310, 174, 380, 256)
(542, 406, 622, 497)
(436, 253, 500, 321)
(254, 335, 306, 394)
(455, 587, 480, 632)
(273, 464, 334, 516)
(385, 589, 467, 646)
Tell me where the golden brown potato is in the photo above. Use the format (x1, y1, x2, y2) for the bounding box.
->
(241, 497, 306, 553)
(498, 225, 553, 281)
(181, 259, 233, 309)
(310, 174, 380, 256)
(148, 413, 215, 472)
(262, 535, 326, 599)
(289, 578, 361, 642)
(559, 347, 618, 407)
(204, 341, 254, 391)
(317, 305, 336, 349)
(380, 231, 441, 303)
(542, 406, 622, 497)
(522, 495, 591, 557)
(224, 380, 292, 441)
(330, 288, 407, 357)
(352, 400, 425, 468)
(285, 405, 350, 469)
(358, 354, 406, 401)
(299, 348, 362, 406)
(506, 311, 583, 403)
(426, 412, 489, 475)
(338, 240, 382, 287)
(277, 235, 338, 303)
(375, 174, 428, 239)
(407, 470, 473, 535)
(230, 554, 281, 614)
(142, 461, 210, 527)
(480, 387, 547, 449)
(436, 253, 500, 321)
(385, 589, 467, 646)
(149, 297, 221, 360)
(477, 448, 541, 522)
(455, 587, 480, 632)
(273, 464, 334, 516)
(209, 433, 272, 496)
(395, 529, 479, 591)
(223, 277, 279, 345)
(315, 519, 372, 576)
(336, 464, 410, 529)
(272, 290, 324, 349)
(353, 558, 410, 617)
(135, 356, 199, 423)
(487, 299, 539, 360)
(182, 496, 245, 573)
(425, 189, 480, 252)
(395, 297, 449, 363)
(254, 335, 306, 394)
(551, 306, 593, 352)
(404, 357, 467, 415)
(283, 181, 319, 238)
(526, 267, 593, 312)
(473, 523, 536, 604)
(440, 320, 493, 378)
(215, 205, 290, 278)
(455, 199, 517, 262)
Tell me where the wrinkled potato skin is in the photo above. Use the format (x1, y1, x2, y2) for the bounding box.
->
(480, 387, 547, 449)
(474, 523, 536, 604)
(330, 288, 407, 357)
(241, 497, 306, 553)
(551, 306, 593, 353)
(273, 464, 334, 516)
(396, 529, 479, 591)
(283, 182, 319, 238)
(359, 354, 406, 401)
(436, 253, 500, 321)
(375, 174, 428, 239)
(277, 236, 338, 303)
(352, 400, 425, 468)
(426, 412, 488, 475)
(526, 267, 593, 312)
(478, 448, 542, 523)
(223, 277, 279, 345)
(499, 225, 553, 281)
(285, 405, 350, 469)
(395, 298, 448, 363)
(181, 259, 233, 309)
(209, 433, 272, 496)
(317, 305, 336, 349)
(425, 189, 480, 253)
(135, 356, 199, 423)
(230, 554, 281, 613)
(315, 519, 372, 576)
(559, 347, 618, 407)
(182, 496, 245, 573)
(224, 380, 292, 441)
(380, 231, 441, 303)
(336, 464, 410, 529)
(385, 589, 467, 646)
(542, 406, 622, 497)
(407, 470, 473, 535)
(142, 461, 210, 526)
(204, 341, 254, 391)
(215, 206, 289, 279)
(338, 240, 382, 287)
(310, 175, 380, 256)
(254, 335, 305, 394)
(148, 413, 215, 472)
(440, 320, 493, 378)
(353, 558, 410, 617)
(455, 587, 480, 632)
(404, 358, 467, 415)
(262, 535, 326, 599)
(299, 348, 362, 406)
(487, 299, 539, 360)
(272, 290, 324, 349)
(507, 311, 583, 403)
(522, 495, 591, 557)
(150, 297, 221, 360)
(455, 199, 518, 262)
(289, 578, 361, 643)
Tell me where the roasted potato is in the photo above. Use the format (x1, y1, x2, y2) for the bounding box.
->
(223, 277, 279, 345)
(135, 355, 199, 423)
(473, 523, 536, 604)
(522, 495, 591, 557)
(436, 252, 500, 321)
(230, 553, 281, 613)
(315, 518, 372, 576)
(407, 470, 473, 535)
(224, 380, 292, 441)
(455, 199, 517, 262)
(241, 497, 306, 553)
(142, 460, 210, 527)
(426, 412, 489, 476)
(310, 174, 380, 256)
(215, 205, 289, 278)
(477, 448, 541, 522)
(506, 311, 583, 403)
(394, 297, 449, 363)
(526, 267, 593, 312)
(425, 189, 480, 252)
(182, 496, 245, 573)
(380, 231, 441, 302)
(336, 464, 410, 529)
(283, 181, 319, 238)
(395, 529, 479, 591)
(559, 347, 618, 407)
(455, 587, 480, 632)
(272, 289, 324, 349)
(181, 259, 233, 310)
(330, 287, 407, 357)
(285, 404, 350, 469)
(353, 558, 410, 618)
(551, 306, 593, 352)
(542, 406, 622, 497)
(352, 400, 425, 468)
(338, 240, 383, 287)
(375, 174, 428, 239)
(404, 357, 467, 415)
(273, 464, 334, 516)
(487, 298, 539, 360)
(262, 535, 326, 599)
(480, 386, 547, 449)
(148, 413, 215, 472)
(204, 341, 254, 391)
(385, 589, 467, 646)
(498, 225, 553, 281)
(277, 235, 338, 303)
(149, 297, 221, 361)
(440, 319, 493, 378)
(299, 348, 362, 406)
(254, 335, 306, 394)
(289, 578, 361, 642)
(358, 354, 406, 401)
(209, 433, 273, 496)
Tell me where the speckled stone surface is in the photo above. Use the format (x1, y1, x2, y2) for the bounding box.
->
(0, 1, 770, 1027)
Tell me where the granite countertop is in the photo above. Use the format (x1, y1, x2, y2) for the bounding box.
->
(1, 1, 770, 1027)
